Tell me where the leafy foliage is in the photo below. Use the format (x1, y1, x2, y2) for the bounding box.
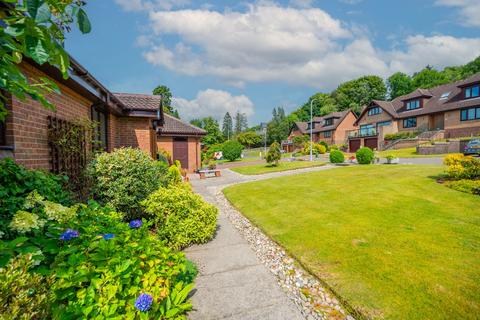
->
(222, 112, 233, 139)
(153, 85, 180, 117)
(191, 117, 224, 146)
(267, 107, 293, 144)
(303, 141, 326, 155)
(329, 150, 345, 164)
(236, 131, 262, 148)
(87, 148, 167, 219)
(0, 254, 54, 320)
(293, 134, 309, 148)
(356, 147, 375, 164)
(387, 72, 413, 99)
(444, 154, 480, 180)
(222, 140, 244, 161)
(292, 93, 337, 122)
(266, 142, 281, 166)
(444, 179, 480, 195)
(234, 112, 248, 135)
(384, 132, 418, 141)
(0, 0, 91, 120)
(0, 158, 71, 239)
(142, 184, 218, 250)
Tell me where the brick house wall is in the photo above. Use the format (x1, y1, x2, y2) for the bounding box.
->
(397, 115, 429, 132)
(156, 135, 202, 172)
(356, 109, 393, 126)
(8, 62, 93, 169)
(444, 110, 480, 138)
(332, 111, 357, 145)
(114, 117, 155, 156)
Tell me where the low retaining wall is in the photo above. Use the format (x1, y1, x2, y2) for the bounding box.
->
(416, 140, 468, 155)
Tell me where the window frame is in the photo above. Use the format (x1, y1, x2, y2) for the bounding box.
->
(460, 106, 480, 121)
(403, 117, 417, 128)
(324, 118, 333, 126)
(323, 130, 332, 138)
(0, 120, 6, 146)
(91, 106, 109, 151)
(465, 85, 480, 99)
(405, 99, 421, 110)
(377, 120, 392, 127)
(367, 106, 382, 116)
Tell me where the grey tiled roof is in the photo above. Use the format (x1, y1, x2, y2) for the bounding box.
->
(114, 93, 162, 110)
(293, 110, 354, 134)
(161, 114, 207, 136)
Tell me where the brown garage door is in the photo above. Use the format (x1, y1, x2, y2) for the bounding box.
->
(364, 137, 378, 150)
(173, 137, 189, 169)
(349, 139, 361, 153)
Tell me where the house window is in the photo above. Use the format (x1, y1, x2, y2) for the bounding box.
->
(406, 99, 420, 110)
(306, 122, 315, 130)
(367, 107, 382, 116)
(377, 120, 392, 127)
(324, 131, 332, 138)
(91, 106, 108, 151)
(324, 118, 333, 126)
(460, 107, 480, 121)
(465, 85, 480, 99)
(403, 117, 417, 128)
(0, 121, 6, 146)
(360, 124, 375, 136)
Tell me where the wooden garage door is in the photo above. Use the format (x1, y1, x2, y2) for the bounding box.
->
(349, 139, 361, 153)
(364, 137, 378, 150)
(173, 137, 189, 169)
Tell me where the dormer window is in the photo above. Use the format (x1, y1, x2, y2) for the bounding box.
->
(307, 122, 315, 130)
(406, 99, 420, 110)
(367, 106, 382, 116)
(324, 118, 333, 126)
(465, 85, 480, 99)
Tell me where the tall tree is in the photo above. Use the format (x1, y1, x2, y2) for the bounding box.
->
(190, 117, 224, 146)
(293, 93, 337, 122)
(189, 118, 202, 128)
(267, 107, 291, 144)
(411, 67, 449, 89)
(332, 75, 387, 113)
(222, 112, 233, 139)
(0, 0, 92, 120)
(236, 131, 262, 148)
(234, 112, 247, 135)
(387, 72, 413, 100)
(152, 85, 180, 118)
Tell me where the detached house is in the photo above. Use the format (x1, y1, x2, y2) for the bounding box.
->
(282, 110, 357, 152)
(0, 56, 205, 176)
(348, 73, 480, 152)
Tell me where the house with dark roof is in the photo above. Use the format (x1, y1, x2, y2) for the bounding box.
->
(115, 93, 206, 172)
(282, 109, 357, 152)
(348, 72, 480, 152)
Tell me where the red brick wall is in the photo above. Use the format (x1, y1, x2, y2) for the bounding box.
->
(114, 117, 154, 157)
(156, 135, 202, 172)
(10, 62, 93, 169)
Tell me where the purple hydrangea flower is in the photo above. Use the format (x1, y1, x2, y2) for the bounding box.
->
(102, 233, 115, 240)
(134, 293, 153, 312)
(59, 229, 79, 241)
(129, 219, 143, 229)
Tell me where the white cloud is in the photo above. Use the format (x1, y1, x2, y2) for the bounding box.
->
(172, 89, 255, 121)
(138, 3, 480, 90)
(388, 35, 480, 74)
(114, 0, 190, 12)
(435, 0, 480, 27)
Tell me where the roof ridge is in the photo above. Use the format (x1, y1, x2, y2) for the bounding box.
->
(114, 92, 162, 98)
(163, 113, 206, 132)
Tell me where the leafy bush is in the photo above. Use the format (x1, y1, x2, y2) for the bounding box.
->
(356, 147, 375, 164)
(293, 135, 309, 148)
(222, 140, 244, 161)
(0, 158, 72, 239)
(0, 254, 54, 319)
(319, 141, 329, 151)
(303, 142, 326, 155)
(266, 142, 281, 166)
(1, 195, 195, 319)
(329, 150, 345, 163)
(329, 145, 339, 151)
(444, 154, 480, 180)
(157, 148, 173, 165)
(445, 179, 480, 195)
(384, 132, 418, 141)
(142, 184, 218, 250)
(87, 148, 166, 219)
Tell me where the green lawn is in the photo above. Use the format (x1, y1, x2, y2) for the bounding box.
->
(377, 147, 452, 158)
(230, 160, 326, 175)
(224, 165, 480, 319)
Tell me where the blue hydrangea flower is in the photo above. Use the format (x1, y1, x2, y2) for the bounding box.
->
(129, 219, 143, 229)
(134, 293, 153, 312)
(102, 233, 115, 240)
(59, 229, 79, 241)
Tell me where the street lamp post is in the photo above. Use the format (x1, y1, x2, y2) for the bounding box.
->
(309, 98, 317, 161)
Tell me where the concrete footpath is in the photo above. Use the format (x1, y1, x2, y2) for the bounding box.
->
(185, 167, 335, 320)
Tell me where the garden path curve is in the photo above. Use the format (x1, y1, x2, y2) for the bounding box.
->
(185, 165, 337, 320)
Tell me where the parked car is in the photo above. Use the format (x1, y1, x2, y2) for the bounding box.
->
(464, 139, 480, 155)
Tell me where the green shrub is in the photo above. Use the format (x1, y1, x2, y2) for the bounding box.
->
(329, 150, 345, 163)
(266, 142, 281, 166)
(167, 163, 183, 186)
(329, 145, 339, 151)
(445, 179, 480, 195)
(142, 184, 218, 250)
(356, 147, 375, 164)
(1, 196, 195, 319)
(0, 254, 54, 319)
(319, 141, 329, 151)
(293, 135, 309, 148)
(222, 140, 243, 161)
(303, 142, 326, 155)
(444, 154, 480, 180)
(384, 132, 418, 141)
(87, 148, 166, 219)
(157, 148, 172, 165)
(0, 158, 72, 240)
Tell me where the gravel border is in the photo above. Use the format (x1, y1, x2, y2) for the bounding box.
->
(213, 186, 355, 320)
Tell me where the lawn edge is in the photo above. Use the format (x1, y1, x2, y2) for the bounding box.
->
(230, 162, 328, 176)
(221, 186, 366, 320)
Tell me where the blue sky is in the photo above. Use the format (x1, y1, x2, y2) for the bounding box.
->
(65, 0, 480, 125)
